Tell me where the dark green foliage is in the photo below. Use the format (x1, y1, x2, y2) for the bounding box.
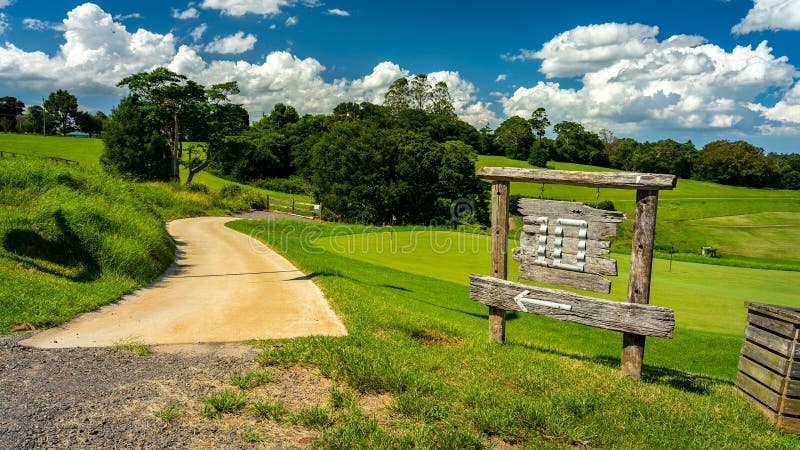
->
(101, 96, 171, 181)
(692, 140, 775, 187)
(0, 96, 24, 132)
(252, 176, 311, 195)
(296, 122, 487, 225)
(629, 139, 696, 178)
(495, 116, 534, 160)
(43, 89, 79, 135)
(528, 138, 552, 167)
(552, 121, 608, 166)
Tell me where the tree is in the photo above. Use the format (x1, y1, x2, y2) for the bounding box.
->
(20, 106, 45, 134)
(692, 140, 773, 187)
(117, 68, 206, 181)
(0, 96, 24, 132)
(100, 96, 171, 180)
(384, 77, 411, 114)
(43, 89, 79, 135)
(409, 74, 431, 111)
(630, 139, 696, 178)
(429, 81, 456, 116)
(75, 111, 104, 137)
(552, 121, 607, 166)
(528, 138, 553, 167)
(495, 116, 533, 160)
(528, 107, 550, 140)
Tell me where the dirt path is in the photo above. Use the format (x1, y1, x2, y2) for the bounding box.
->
(22, 217, 346, 348)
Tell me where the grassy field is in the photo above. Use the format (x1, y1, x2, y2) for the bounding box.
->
(478, 155, 800, 269)
(0, 133, 312, 205)
(228, 219, 799, 449)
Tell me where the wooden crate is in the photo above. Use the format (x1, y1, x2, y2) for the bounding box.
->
(735, 302, 800, 433)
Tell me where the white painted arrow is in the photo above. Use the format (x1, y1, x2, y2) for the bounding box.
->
(514, 290, 573, 312)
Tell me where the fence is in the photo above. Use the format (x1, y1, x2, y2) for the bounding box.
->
(265, 195, 327, 221)
(0, 150, 80, 166)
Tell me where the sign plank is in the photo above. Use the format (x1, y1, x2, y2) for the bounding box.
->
(477, 167, 677, 190)
(517, 264, 611, 293)
(518, 199, 626, 223)
(469, 275, 674, 338)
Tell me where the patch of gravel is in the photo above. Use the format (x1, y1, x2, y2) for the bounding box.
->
(0, 332, 324, 449)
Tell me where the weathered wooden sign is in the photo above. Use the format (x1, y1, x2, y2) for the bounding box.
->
(513, 199, 625, 294)
(471, 166, 678, 379)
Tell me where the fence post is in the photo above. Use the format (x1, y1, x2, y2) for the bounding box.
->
(621, 189, 659, 379)
(265, 195, 270, 211)
(489, 181, 510, 343)
(291, 199, 295, 214)
(319, 202, 323, 221)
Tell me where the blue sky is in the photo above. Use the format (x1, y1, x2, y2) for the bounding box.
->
(0, 0, 798, 153)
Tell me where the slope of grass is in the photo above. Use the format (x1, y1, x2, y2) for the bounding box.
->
(0, 158, 268, 332)
(0, 133, 104, 166)
(229, 219, 798, 449)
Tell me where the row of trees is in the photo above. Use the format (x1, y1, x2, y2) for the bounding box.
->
(485, 109, 800, 189)
(1, 91, 107, 136)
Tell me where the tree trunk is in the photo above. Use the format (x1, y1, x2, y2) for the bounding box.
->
(186, 143, 212, 185)
(171, 113, 180, 182)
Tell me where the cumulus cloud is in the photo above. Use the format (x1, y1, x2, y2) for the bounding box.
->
(733, 0, 800, 34)
(751, 81, 800, 125)
(190, 23, 207, 41)
(205, 31, 257, 54)
(113, 13, 143, 21)
(201, 0, 290, 16)
(502, 22, 798, 134)
(327, 8, 350, 16)
(495, 74, 507, 82)
(23, 18, 49, 30)
(0, 13, 8, 34)
(0, 0, 14, 8)
(285, 16, 298, 26)
(172, 7, 200, 20)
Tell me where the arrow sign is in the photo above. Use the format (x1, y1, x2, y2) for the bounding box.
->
(514, 290, 573, 312)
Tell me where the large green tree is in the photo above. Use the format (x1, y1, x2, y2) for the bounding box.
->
(43, 89, 78, 135)
(528, 107, 550, 140)
(384, 75, 456, 117)
(552, 121, 607, 166)
(692, 140, 774, 187)
(100, 96, 171, 180)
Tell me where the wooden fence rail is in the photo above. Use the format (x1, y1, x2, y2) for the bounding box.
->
(265, 195, 325, 220)
(0, 150, 80, 166)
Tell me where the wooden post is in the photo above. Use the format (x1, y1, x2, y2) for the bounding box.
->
(622, 190, 659, 379)
(291, 199, 295, 214)
(489, 181, 510, 343)
(265, 195, 270, 211)
(319, 203, 323, 221)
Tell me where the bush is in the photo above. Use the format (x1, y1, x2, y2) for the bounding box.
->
(217, 184, 242, 198)
(183, 182, 209, 194)
(252, 176, 312, 195)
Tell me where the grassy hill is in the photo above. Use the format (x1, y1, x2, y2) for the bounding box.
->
(478, 155, 800, 270)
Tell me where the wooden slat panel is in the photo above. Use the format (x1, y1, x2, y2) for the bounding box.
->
(782, 398, 800, 416)
(786, 380, 800, 397)
(735, 372, 780, 411)
(522, 221, 618, 241)
(778, 416, 800, 434)
(469, 274, 674, 337)
(746, 302, 800, 326)
(518, 264, 611, 294)
(741, 341, 790, 376)
(745, 325, 793, 357)
(517, 199, 626, 223)
(513, 247, 617, 276)
(738, 356, 785, 393)
(748, 312, 795, 338)
(791, 363, 800, 379)
(476, 167, 677, 190)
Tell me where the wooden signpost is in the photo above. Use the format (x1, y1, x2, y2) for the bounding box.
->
(471, 167, 677, 379)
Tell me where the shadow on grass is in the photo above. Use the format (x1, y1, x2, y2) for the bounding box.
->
(507, 341, 729, 394)
(2, 210, 100, 282)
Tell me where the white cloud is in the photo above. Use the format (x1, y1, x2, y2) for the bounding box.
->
(285, 16, 298, 26)
(269, 24, 276, 30)
(0, 13, 8, 35)
(200, 0, 290, 16)
(327, 8, 350, 16)
(495, 74, 507, 82)
(205, 31, 257, 54)
(190, 23, 207, 41)
(113, 13, 143, 21)
(733, 0, 800, 34)
(501, 22, 798, 134)
(428, 71, 499, 126)
(23, 18, 49, 30)
(172, 7, 200, 20)
(0, 0, 14, 9)
(752, 81, 800, 124)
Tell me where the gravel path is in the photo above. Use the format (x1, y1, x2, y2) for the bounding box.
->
(2, 214, 342, 449)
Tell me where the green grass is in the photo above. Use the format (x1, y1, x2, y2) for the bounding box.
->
(113, 338, 151, 356)
(252, 399, 288, 421)
(229, 219, 800, 449)
(228, 369, 275, 389)
(201, 389, 249, 417)
(0, 133, 104, 166)
(154, 403, 180, 423)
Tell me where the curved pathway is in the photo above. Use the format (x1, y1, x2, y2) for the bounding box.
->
(22, 217, 346, 348)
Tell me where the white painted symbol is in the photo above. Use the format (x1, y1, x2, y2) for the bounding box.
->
(532, 217, 588, 272)
(514, 290, 572, 312)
